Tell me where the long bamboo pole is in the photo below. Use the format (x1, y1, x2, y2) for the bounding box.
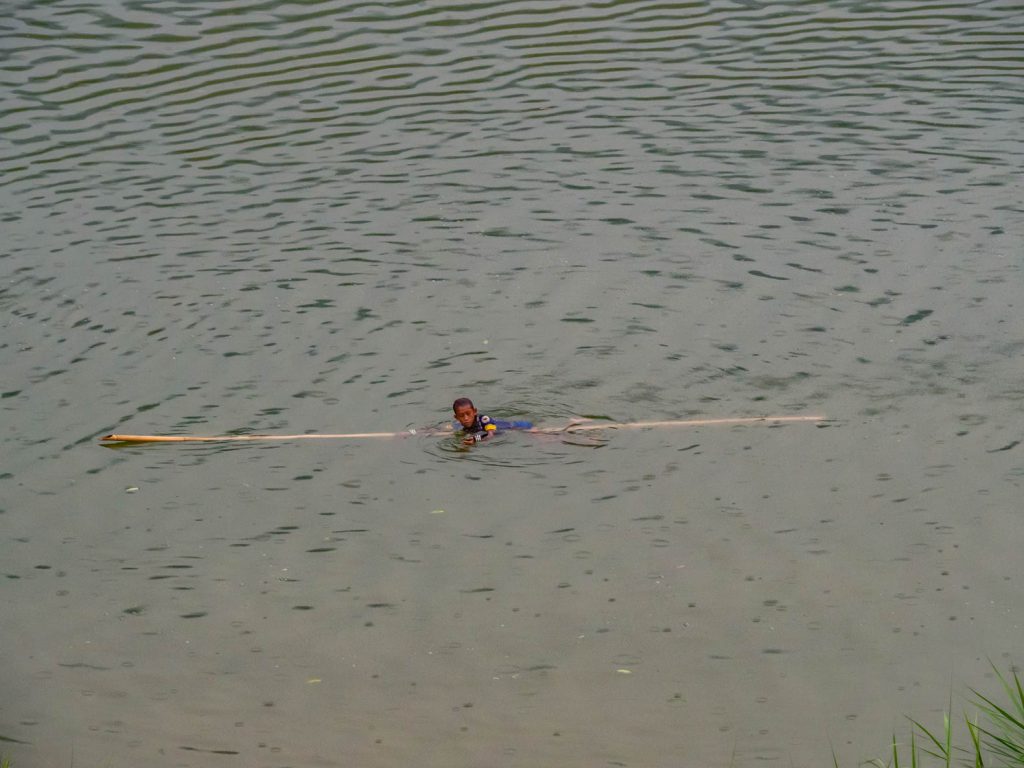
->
(99, 415, 824, 445)
(549, 415, 824, 432)
(99, 430, 417, 444)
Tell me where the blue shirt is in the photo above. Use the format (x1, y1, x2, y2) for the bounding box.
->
(454, 414, 533, 438)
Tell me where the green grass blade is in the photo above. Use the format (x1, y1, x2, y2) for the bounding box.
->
(909, 715, 952, 765)
(966, 714, 985, 768)
(991, 663, 1024, 720)
(974, 691, 1024, 732)
(970, 664, 1024, 767)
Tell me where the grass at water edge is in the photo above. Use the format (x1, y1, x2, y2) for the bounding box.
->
(857, 663, 1023, 768)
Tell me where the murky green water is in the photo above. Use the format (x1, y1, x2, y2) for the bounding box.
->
(2, 1, 1021, 765)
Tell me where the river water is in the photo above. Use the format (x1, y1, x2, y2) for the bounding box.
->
(2, 1, 1021, 766)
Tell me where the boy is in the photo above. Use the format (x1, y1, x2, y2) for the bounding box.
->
(452, 398, 532, 444)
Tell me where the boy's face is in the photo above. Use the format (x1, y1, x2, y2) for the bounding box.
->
(454, 403, 477, 428)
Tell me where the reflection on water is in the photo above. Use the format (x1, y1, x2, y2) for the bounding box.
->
(1, 0, 1022, 766)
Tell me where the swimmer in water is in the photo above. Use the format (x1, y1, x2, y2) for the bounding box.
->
(452, 397, 533, 445)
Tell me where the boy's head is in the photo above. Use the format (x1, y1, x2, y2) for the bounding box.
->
(453, 398, 477, 428)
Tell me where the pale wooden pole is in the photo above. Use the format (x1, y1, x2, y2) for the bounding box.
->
(99, 415, 824, 445)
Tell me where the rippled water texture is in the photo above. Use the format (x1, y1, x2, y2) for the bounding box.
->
(2, 1, 1022, 766)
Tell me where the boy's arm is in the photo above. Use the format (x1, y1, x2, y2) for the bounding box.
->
(465, 420, 498, 444)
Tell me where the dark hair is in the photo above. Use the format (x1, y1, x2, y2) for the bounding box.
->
(452, 397, 474, 411)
